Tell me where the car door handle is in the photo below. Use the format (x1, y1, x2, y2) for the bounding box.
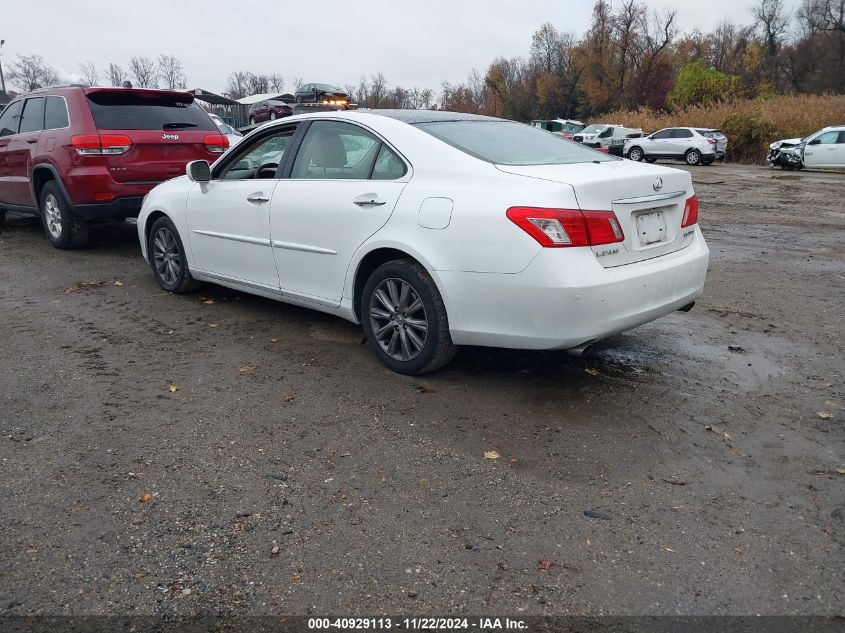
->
(353, 195, 386, 207)
(246, 193, 270, 204)
(26, 138, 38, 144)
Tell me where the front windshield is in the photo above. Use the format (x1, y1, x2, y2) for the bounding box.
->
(580, 124, 605, 134)
(416, 120, 615, 166)
(562, 122, 584, 134)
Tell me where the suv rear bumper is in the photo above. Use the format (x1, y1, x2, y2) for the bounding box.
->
(73, 197, 145, 220)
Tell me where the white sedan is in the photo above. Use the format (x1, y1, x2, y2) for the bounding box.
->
(137, 110, 709, 374)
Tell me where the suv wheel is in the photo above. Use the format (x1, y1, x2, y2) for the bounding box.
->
(0, 209, 5, 226)
(685, 149, 702, 166)
(361, 259, 457, 375)
(148, 216, 199, 294)
(40, 182, 89, 249)
(628, 146, 644, 162)
(270, 112, 277, 120)
(249, 116, 256, 125)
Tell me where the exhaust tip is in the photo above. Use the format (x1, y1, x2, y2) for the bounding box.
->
(567, 343, 594, 358)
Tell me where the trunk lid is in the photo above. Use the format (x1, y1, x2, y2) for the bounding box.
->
(496, 160, 695, 268)
(85, 89, 220, 185)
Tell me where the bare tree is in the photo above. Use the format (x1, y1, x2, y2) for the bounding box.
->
(129, 56, 158, 88)
(269, 73, 284, 92)
(369, 72, 387, 108)
(343, 83, 357, 103)
(78, 61, 98, 86)
(293, 77, 304, 91)
(108, 63, 125, 87)
(158, 55, 186, 89)
(8, 55, 59, 91)
(752, 0, 790, 55)
(247, 73, 269, 94)
(357, 75, 369, 107)
(225, 71, 251, 99)
(799, 0, 845, 33)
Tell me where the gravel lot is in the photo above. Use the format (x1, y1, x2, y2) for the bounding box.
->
(0, 164, 843, 617)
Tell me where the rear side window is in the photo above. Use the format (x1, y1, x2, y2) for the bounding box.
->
(417, 120, 614, 166)
(291, 120, 383, 179)
(44, 96, 70, 129)
(86, 91, 216, 131)
(372, 145, 407, 180)
(18, 98, 45, 134)
(0, 100, 24, 137)
(672, 129, 693, 139)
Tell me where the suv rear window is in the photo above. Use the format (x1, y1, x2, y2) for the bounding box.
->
(416, 120, 614, 166)
(86, 91, 216, 131)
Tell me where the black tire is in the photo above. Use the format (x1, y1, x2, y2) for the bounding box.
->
(684, 149, 702, 166)
(295, 95, 302, 103)
(627, 146, 644, 162)
(39, 181, 89, 249)
(361, 259, 457, 375)
(148, 216, 199, 294)
(270, 112, 277, 120)
(249, 116, 256, 125)
(0, 209, 6, 226)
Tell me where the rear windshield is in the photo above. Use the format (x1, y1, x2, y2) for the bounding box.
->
(86, 92, 216, 131)
(416, 120, 615, 166)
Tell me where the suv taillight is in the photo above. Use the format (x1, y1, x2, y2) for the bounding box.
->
(71, 134, 132, 156)
(506, 207, 624, 248)
(204, 134, 229, 154)
(681, 195, 699, 228)
(706, 138, 716, 145)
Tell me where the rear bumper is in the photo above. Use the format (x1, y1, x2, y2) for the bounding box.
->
(74, 197, 145, 220)
(438, 228, 709, 350)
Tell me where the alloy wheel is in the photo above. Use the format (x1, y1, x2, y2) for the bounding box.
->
(44, 194, 62, 239)
(152, 227, 182, 287)
(686, 150, 700, 165)
(369, 278, 429, 362)
(629, 148, 643, 162)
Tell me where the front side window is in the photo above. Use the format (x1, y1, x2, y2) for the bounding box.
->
(44, 96, 69, 130)
(219, 126, 298, 180)
(0, 100, 24, 137)
(291, 120, 384, 179)
(417, 120, 614, 166)
(651, 129, 673, 140)
(18, 97, 45, 134)
(814, 131, 839, 144)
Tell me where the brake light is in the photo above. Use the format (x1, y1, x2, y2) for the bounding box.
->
(71, 134, 132, 156)
(706, 138, 716, 145)
(681, 195, 699, 228)
(506, 207, 624, 248)
(204, 133, 229, 154)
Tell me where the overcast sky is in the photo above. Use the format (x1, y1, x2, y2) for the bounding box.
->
(1, 0, 799, 94)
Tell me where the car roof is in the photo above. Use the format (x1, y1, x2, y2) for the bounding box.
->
(355, 109, 505, 124)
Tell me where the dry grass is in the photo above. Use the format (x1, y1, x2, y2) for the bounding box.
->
(599, 95, 845, 163)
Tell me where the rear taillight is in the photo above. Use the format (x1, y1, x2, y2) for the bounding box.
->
(506, 207, 624, 248)
(204, 133, 229, 154)
(71, 134, 132, 156)
(706, 138, 716, 145)
(681, 195, 699, 228)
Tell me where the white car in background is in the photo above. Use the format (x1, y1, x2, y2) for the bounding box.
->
(137, 111, 708, 374)
(769, 126, 845, 170)
(209, 114, 243, 147)
(625, 127, 717, 165)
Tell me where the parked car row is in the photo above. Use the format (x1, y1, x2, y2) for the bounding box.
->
(768, 125, 845, 170)
(530, 118, 585, 139)
(573, 123, 643, 156)
(1, 92, 709, 375)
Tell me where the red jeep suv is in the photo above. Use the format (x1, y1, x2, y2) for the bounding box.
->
(0, 86, 228, 249)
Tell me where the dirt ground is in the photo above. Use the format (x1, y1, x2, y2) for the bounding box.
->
(0, 164, 843, 617)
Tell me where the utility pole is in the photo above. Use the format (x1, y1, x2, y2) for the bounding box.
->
(0, 39, 7, 97)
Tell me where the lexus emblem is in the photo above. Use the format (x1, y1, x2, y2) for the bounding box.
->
(653, 177, 663, 192)
(162, 133, 180, 141)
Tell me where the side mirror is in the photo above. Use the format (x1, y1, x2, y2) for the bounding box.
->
(186, 160, 211, 183)
(808, 138, 821, 145)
